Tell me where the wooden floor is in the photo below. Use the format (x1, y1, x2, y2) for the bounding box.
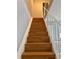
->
(21, 18, 56, 59)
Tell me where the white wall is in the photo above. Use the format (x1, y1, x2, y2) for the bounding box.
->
(49, 0, 61, 21)
(17, 0, 31, 51)
(46, 0, 61, 59)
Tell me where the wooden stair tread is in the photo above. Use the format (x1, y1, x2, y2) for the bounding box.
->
(23, 52, 54, 55)
(27, 35, 49, 37)
(25, 43, 53, 52)
(27, 36, 50, 43)
(25, 43, 51, 44)
(27, 36, 50, 39)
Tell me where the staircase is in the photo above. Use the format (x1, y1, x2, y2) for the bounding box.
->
(21, 18, 56, 59)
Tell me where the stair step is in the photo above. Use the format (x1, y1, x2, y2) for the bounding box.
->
(30, 29, 47, 32)
(30, 28, 46, 30)
(32, 22, 45, 24)
(32, 18, 44, 21)
(30, 29, 47, 31)
(32, 21, 44, 23)
(28, 32, 48, 36)
(32, 21, 45, 23)
(22, 52, 56, 59)
(30, 26, 46, 29)
(29, 28, 47, 33)
(31, 23, 45, 26)
(25, 43, 52, 52)
(30, 28, 47, 32)
(27, 36, 50, 43)
(29, 31, 48, 33)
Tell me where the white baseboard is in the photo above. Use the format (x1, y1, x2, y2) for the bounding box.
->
(17, 17, 33, 59)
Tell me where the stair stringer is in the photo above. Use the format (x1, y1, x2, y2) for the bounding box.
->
(17, 17, 33, 59)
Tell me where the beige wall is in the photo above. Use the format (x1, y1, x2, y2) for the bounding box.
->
(32, 2, 43, 17)
(26, 0, 52, 18)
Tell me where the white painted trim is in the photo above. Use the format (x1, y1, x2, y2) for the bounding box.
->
(17, 18, 33, 59)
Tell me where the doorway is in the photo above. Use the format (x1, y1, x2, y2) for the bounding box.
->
(43, 3, 48, 17)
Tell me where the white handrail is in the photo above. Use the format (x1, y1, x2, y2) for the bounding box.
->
(43, 7, 61, 25)
(43, 7, 61, 59)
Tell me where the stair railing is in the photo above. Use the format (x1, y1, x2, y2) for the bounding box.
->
(43, 7, 61, 59)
